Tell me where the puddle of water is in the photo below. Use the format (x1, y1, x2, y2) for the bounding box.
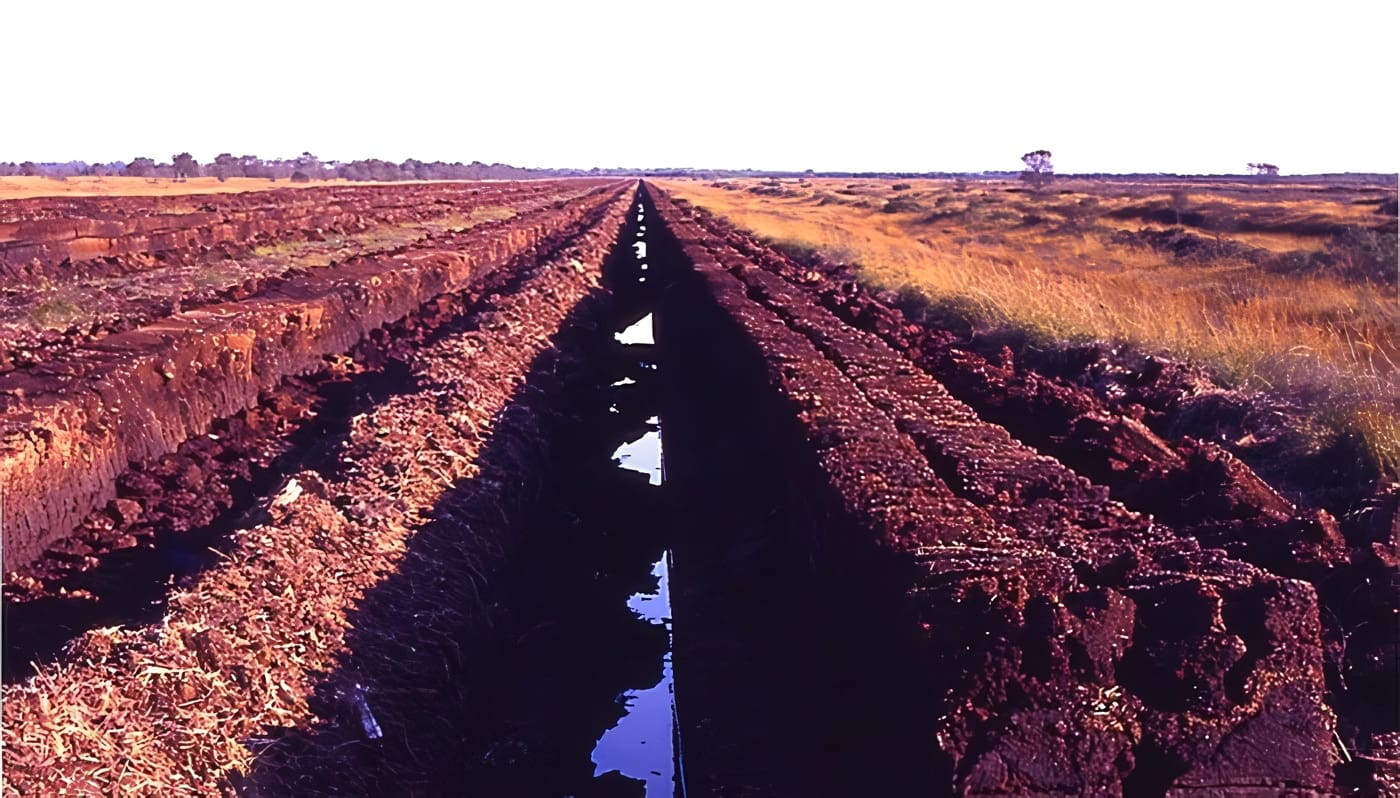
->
(593, 417, 678, 794)
(613, 430, 662, 486)
(626, 552, 671, 622)
(615, 313, 655, 346)
(593, 274, 684, 793)
(591, 552, 677, 796)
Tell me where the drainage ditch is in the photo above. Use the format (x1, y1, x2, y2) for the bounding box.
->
(12, 186, 929, 795)
(574, 197, 685, 795)
(235, 190, 690, 796)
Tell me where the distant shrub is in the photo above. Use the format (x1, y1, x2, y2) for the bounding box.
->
(892, 182, 912, 191)
(882, 196, 925, 214)
(1253, 226, 1396, 284)
(1169, 189, 1192, 225)
(1057, 196, 1103, 233)
(1325, 226, 1398, 284)
(290, 171, 311, 183)
(1106, 202, 1209, 228)
(1114, 226, 1264, 263)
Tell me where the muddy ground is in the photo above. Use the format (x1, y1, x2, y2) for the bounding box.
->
(2, 180, 1395, 796)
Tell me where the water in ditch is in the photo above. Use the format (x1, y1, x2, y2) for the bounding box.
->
(589, 205, 685, 796)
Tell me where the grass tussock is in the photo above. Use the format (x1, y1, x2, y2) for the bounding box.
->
(658, 177, 1400, 477)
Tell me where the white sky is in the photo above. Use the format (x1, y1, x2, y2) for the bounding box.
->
(3, 1, 1396, 174)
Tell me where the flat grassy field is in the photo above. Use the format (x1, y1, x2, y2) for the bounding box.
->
(656, 176, 1399, 475)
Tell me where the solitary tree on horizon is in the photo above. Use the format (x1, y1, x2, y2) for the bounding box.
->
(1021, 149, 1053, 190)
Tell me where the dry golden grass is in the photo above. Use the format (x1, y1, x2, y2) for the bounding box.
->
(657, 177, 1400, 475)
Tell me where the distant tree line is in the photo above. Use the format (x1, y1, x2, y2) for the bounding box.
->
(0, 157, 1386, 185)
(0, 153, 598, 182)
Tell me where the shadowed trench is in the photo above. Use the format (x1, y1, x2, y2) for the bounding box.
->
(231, 185, 939, 796)
(3, 184, 943, 795)
(235, 191, 688, 796)
(645, 183, 938, 797)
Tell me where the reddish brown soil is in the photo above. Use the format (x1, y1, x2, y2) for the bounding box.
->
(2, 181, 1393, 796)
(0, 181, 624, 568)
(0, 181, 579, 283)
(1, 185, 633, 795)
(645, 182, 1392, 795)
(0, 181, 602, 374)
